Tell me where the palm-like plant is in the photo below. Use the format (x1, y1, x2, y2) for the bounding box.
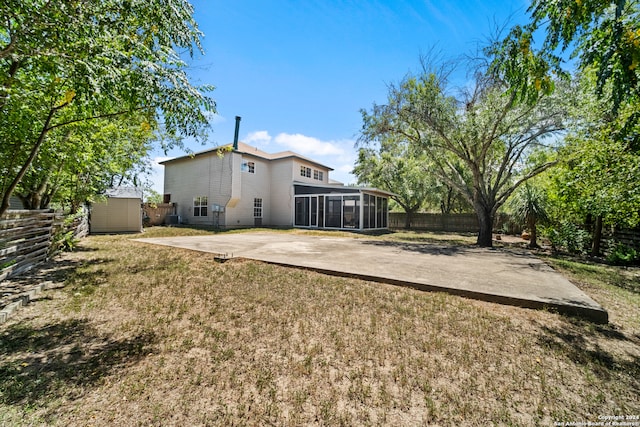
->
(507, 184, 550, 249)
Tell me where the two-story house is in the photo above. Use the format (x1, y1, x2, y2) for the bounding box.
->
(161, 140, 392, 230)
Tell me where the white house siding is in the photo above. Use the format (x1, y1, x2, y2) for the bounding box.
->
(161, 143, 369, 229)
(225, 154, 271, 227)
(228, 151, 242, 208)
(163, 152, 233, 226)
(269, 159, 296, 226)
(296, 160, 329, 185)
(267, 159, 332, 227)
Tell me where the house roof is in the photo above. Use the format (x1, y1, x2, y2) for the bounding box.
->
(159, 142, 334, 171)
(293, 181, 397, 198)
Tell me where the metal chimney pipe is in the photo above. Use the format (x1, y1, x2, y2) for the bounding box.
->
(233, 116, 241, 150)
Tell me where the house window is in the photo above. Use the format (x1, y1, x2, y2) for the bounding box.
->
(254, 198, 262, 218)
(314, 170, 324, 181)
(295, 197, 310, 226)
(241, 161, 255, 173)
(193, 196, 208, 216)
(300, 166, 311, 178)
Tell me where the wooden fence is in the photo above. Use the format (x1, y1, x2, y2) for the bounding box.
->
(389, 212, 516, 233)
(143, 203, 176, 226)
(612, 228, 640, 250)
(0, 210, 57, 282)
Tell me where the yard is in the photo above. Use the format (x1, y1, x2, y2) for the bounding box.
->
(1, 227, 639, 426)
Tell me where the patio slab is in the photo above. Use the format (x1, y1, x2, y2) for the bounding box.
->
(134, 232, 608, 323)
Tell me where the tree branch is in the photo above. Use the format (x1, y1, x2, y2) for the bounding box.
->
(46, 107, 146, 131)
(0, 106, 58, 215)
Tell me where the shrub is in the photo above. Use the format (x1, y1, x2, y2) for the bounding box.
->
(606, 244, 639, 266)
(543, 222, 591, 255)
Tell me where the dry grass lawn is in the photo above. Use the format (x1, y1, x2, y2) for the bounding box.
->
(1, 227, 639, 426)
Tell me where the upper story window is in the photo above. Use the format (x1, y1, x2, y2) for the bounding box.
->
(193, 196, 208, 217)
(300, 166, 311, 178)
(241, 161, 255, 173)
(314, 170, 324, 181)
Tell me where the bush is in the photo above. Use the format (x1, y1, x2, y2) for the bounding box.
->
(49, 212, 83, 255)
(543, 222, 591, 255)
(606, 244, 639, 266)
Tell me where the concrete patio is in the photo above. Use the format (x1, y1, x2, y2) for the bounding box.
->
(135, 232, 608, 323)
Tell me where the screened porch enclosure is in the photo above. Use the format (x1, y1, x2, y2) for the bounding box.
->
(294, 191, 389, 230)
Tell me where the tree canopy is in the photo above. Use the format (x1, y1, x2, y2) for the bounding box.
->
(490, 0, 639, 140)
(0, 0, 215, 215)
(359, 58, 568, 246)
(15, 113, 156, 212)
(353, 136, 470, 228)
(552, 67, 640, 229)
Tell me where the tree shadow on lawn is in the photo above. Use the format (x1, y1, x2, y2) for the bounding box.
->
(0, 318, 157, 407)
(2, 246, 107, 290)
(536, 319, 640, 384)
(1, 254, 119, 311)
(361, 238, 530, 257)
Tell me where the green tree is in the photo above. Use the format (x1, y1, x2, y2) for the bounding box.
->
(15, 113, 155, 212)
(144, 189, 163, 205)
(547, 66, 640, 255)
(506, 183, 550, 248)
(532, 64, 640, 256)
(353, 137, 470, 228)
(360, 60, 567, 247)
(490, 0, 640, 137)
(548, 131, 640, 255)
(0, 0, 215, 216)
(354, 139, 435, 229)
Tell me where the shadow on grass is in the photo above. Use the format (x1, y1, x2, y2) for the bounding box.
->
(1, 256, 91, 310)
(3, 257, 80, 287)
(544, 254, 640, 296)
(536, 320, 640, 383)
(26, 256, 118, 298)
(0, 318, 156, 406)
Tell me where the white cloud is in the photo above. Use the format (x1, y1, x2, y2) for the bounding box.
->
(273, 133, 347, 156)
(245, 130, 272, 145)
(204, 112, 226, 125)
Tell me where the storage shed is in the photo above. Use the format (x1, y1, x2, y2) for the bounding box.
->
(90, 187, 143, 233)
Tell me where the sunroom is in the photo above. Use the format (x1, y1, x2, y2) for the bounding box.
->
(293, 183, 393, 230)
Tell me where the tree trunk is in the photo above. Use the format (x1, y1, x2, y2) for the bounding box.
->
(475, 204, 494, 247)
(591, 215, 603, 256)
(405, 210, 413, 229)
(0, 108, 57, 216)
(17, 193, 41, 210)
(16, 175, 50, 210)
(528, 217, 538, 249)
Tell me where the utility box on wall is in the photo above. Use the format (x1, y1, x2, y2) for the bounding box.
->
(90, 188, 143, 234)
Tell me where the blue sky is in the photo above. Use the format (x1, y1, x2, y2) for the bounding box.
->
(150, 0, 531, 193)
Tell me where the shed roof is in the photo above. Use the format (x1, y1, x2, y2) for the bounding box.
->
(104, 187, 143, 199)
